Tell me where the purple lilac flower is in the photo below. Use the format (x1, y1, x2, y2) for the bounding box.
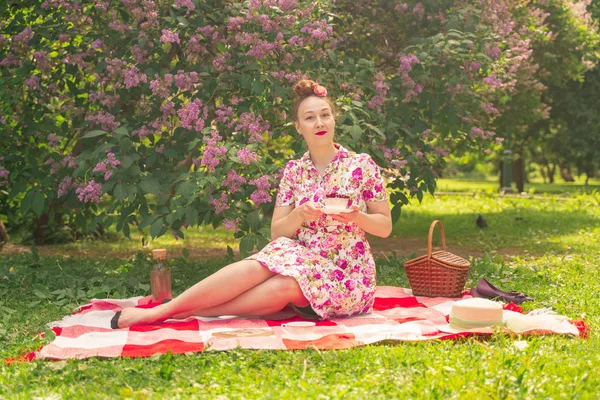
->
(481, 102, 499, 114)
(250, 189, 272, 206)
(76, 180, 103, 203)
(124, 65, 147, 89)
(210, 192, 229, 214)
(237, 147, 258, 165)
(176, 0, 195, 10)
(85, 111, 120, 131)
(48, 133, 60, 148)
(250, 175, 270, 190)
(223, 170, 245, 194)
(0, 167, 9, 180)
(223, 217, 240, 232)
(57, 177, 74, 197)
(160, 29, 180, 44)
(24, 76, 40, 89)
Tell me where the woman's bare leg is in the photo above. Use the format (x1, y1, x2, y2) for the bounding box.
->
(114, 259, 275, 328)
(172, 275, 310, 318)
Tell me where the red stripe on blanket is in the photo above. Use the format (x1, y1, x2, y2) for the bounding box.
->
(372, 296, 426, 311)
(129, 319, 200, 332)
(54, 325, 112, 338)
(121, 340, 205, 357)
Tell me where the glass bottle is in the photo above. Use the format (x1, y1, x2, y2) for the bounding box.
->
(150, 249, 172, 302)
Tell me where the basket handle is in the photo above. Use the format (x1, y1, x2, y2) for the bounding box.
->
(427, 220, 446, 257)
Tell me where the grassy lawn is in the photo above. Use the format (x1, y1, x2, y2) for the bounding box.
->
(436, 176, 600, 195)
(1, 189, 599, 398)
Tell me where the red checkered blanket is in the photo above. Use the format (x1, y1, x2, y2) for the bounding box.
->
(14, 287, 585, 361)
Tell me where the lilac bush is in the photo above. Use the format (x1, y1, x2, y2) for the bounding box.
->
(5, 0, 591, 251)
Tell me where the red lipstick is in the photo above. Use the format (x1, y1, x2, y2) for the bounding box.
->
(316, 131, 327, 136)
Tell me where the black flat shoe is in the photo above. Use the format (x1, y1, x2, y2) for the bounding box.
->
(110, 311, 122, 330)
(473, 278, 534, 304)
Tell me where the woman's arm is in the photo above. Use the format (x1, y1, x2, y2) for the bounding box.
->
(271, 201, 323, 240)
(271, 202, 324, 240)
(331, 200, 392, 238)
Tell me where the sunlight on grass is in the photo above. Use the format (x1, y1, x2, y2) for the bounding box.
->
(393, 192, 600, 254)
(437, 177, 600, 194)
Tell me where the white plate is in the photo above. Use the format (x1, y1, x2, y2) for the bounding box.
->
(321, 207, 353, 215)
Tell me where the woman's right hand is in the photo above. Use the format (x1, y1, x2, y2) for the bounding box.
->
(297, 201, 323, 223)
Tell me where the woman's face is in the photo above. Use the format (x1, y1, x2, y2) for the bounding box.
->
(295, 96, 335, 146)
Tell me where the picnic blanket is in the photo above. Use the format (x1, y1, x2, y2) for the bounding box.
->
(16, 287, 587, 361)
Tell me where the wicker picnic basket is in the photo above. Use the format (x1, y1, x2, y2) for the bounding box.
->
(403, 220, 471, 297)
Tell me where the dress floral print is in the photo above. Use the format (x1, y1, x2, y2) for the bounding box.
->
(247, 144, 388, 319)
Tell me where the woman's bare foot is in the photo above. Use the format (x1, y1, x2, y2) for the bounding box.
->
(111, 307, 163, 329)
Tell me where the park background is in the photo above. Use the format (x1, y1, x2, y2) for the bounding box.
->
(1, 0, 600, 398)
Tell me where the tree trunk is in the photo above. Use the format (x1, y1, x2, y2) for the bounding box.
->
(540, 165, 547, 183)
(0, 219, 9, 245)
(34, 212, 49, 245)
(513, 156, 525, 193)
(560, 166, 575, 182)
(548, 164, 556, 183)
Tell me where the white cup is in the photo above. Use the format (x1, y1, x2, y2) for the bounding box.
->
(324, 197, 350, 213)
(280, 321, 316, 335)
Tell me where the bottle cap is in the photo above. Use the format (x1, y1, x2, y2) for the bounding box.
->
(152, 249, 167, 260)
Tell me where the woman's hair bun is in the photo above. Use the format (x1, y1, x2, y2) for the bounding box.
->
(293, 79, 317, 97)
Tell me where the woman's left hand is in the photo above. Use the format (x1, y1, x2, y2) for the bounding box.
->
(330, 205, 361, 224)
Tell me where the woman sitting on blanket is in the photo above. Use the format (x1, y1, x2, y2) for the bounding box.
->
(113, 79, 392, 329)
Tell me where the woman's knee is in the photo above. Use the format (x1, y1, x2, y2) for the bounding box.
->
(271, 275, 309, 307)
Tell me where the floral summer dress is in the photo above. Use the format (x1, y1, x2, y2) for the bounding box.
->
(247, 144, 388, 319)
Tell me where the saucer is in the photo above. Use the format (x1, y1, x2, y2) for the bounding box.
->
(321, 207, 353, 215)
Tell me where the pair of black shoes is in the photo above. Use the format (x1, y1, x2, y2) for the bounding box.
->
(470, 278, 533, 304)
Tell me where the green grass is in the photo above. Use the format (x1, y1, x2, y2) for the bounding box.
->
(1, 190, 600, 398)
(437, 177, 600, 195)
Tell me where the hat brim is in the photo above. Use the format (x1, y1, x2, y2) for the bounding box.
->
(435, 324, 497, 334)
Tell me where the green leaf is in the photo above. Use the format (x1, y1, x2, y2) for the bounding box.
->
(246, 210, 262, 231)
(33, 283, 51, 299)
(239, 234, 256, 258)
(182, 248, 189, 258)
(120, 155, 134, 169)
(327, 49, 337, 63)
(114, 183, 127, 202)
(185, 207, 199, 225)
(252, 80, 265, 96)
(140, 214, 159, 229)
(115, 126, 130, 137)
(82, 130, 108, 139)
(122, 222, 131, 238)
(20, 190, 34, 214)
(150, 217, 164, 238)
(141, 177, 161, 195)
(32, 191, 45, 216)
(349, 124, 363, 141)
(391, 204, 402, 225)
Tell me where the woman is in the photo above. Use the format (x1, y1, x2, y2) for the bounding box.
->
(112, 79, 392, 329)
